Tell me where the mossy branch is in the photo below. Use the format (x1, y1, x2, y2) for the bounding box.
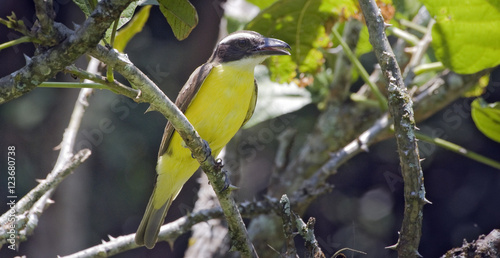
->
(359, 0, 426, 257)
(0, 0, 135, 104)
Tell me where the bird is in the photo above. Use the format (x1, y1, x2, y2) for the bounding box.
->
(134, 30, 291, 249)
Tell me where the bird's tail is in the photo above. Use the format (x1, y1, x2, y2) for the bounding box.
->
(135, 187, 173, 249)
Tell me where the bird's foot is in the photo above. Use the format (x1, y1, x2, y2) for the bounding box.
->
(220, 169, 232, 192)
(215, 158, 224, 170)
(191, 139, 212, 162)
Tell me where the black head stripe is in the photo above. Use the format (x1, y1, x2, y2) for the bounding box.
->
(209, 31, 265, 63)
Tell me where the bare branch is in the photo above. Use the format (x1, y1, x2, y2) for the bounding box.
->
(0, 149, 91, 247)
(64, 65, 141, 99)
(0, 0, 134, 103)
(295, 216, 325, 258)
(359, 0, 426, 256)
(62, 196, 290, 257)
(442, 229, 500, 258)
(279, 195, 298, 258)
(0, 59, 99, 247)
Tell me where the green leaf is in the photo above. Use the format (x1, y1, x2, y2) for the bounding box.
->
(471, 98, 500, 143)
(158, 0, 198, 40)
(247, 0, 279, 9)
(421, 0, 500, 74)
(463, 74, 490, 97)
(246, 0, 359, 82)
(355, 25, 372, 57)
(114, 5, 152, 52)
(104, 1, 139, 43)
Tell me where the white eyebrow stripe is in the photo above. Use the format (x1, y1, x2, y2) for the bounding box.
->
(219, 32, 260, 44)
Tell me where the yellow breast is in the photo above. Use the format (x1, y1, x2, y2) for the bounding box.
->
(184, 63, 255, 151)
(153, 63, 256, 208)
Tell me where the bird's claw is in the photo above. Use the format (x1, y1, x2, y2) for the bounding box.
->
(215, 158, 224, 170)
(191, 140, 212, 161)
(220, 169, 232, 193)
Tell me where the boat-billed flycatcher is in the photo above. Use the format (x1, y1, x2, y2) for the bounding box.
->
(135, 31, 291, 249)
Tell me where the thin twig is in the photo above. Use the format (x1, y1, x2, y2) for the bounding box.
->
(387, 26, 420, 46)
(359, 1, 426, 257)
(399, 19, 427, 34)
(64, 65, 141, 99)
(332, 26, 388, 110)
(413, 62, 444, 75)
(279, 195, 298, 258)
(328, 20, 364, 103)
(403, 19, 435, 85)
(296, 114, 391, 195)
(294, 216, 325, 258)
(0, 36, 34, 51)
(415, 131, 500, 170)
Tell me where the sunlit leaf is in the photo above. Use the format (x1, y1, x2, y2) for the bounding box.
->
(463, 74, 490, 98)
(246, 0, 359, 82)
(421, 0, 500, 74)
(471, 98, 500, 143)
(114, 5, 152, 52)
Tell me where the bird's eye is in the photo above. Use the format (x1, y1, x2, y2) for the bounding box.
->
(237, 39, 249, 48)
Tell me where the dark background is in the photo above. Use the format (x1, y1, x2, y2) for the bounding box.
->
(1, 0, 499, 257)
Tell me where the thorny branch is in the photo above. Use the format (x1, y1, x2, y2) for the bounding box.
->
(359, 0, 426, 256)
(0, 0, 135, 103)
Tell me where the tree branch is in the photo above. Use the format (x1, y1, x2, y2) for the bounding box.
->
(295, 216, 325, 258)
(64, 65, 141, 99)
(279, 195, 298, 258)
(0, 0, 134, 104)
(0, 82, 93, 246)
(441, 229, 500, 258)
(33, 0, 58, 45)
(62, 195, 295, 257)
(0, 58, 99, 248)
(359, 0, 426, 256)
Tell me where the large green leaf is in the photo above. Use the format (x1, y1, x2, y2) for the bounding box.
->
(471, 98, 500, 143)
(421, 0, 500, 74)
(246, 0, 359, 82)
(114, 5, 151, 52)
(158, 0, 198, 40)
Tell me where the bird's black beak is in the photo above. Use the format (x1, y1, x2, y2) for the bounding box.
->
(255, 37, 291, 56)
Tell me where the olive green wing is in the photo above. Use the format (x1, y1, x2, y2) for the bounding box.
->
(157, 63, 214, 158)
(241, 79, 258, 128)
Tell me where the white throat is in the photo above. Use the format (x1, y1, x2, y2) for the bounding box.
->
(223, 56, 268, 71)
